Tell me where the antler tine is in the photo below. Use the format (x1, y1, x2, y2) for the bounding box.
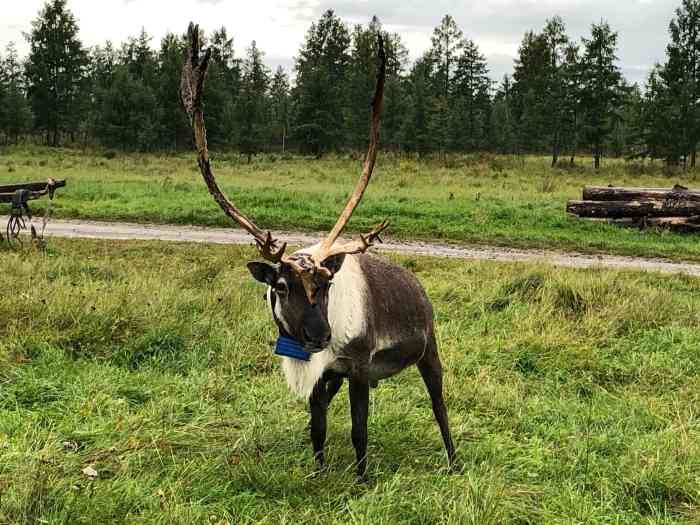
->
(317, 33, 388, 261)
(322, 219, 390, 259)
(181, 22, 286, 263)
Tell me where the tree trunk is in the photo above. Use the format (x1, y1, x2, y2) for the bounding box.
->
(692, 150, 697, 168)
(567, 199, 700, 218)
(582, 185, 700, 202)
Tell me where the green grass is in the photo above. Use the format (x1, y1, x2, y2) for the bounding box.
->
(4, 146, 700, 261)
(1, 239, 699, 523)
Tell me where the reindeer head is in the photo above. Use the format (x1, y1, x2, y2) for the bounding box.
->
(181, 23, 387, 350)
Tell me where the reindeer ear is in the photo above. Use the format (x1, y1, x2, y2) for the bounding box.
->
(321, 254, 346, 276)
(247, 262, 276, 285)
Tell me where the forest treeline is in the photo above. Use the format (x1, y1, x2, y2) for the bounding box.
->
(2, 0, 700, 168)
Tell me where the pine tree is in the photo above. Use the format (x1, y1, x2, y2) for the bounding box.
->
(25, 0, 88, 146)
(382, 31, 409, 151)
(512, 31, 550, 153)
(269, 66, 290, 152)
(561, 42, 583, 164)
(664, 0, 700, 167)
(236, 41, 270, 162)
(429, 15, 464, 99)
(0, 43, 32, 143)
(95, 29, 160, 150)
(580, 21, 622, 169)
(347, 18, 380, 150)
(86, 42, 117, 145)
(634, 67, 685, 163)
(206, 27, 239, 147)
(542, 16, 569, 165)
(293, 9, 351, 155)
(402, 57, 432, 156)
(347, 17, 408, 151)
(121, 28, 157, 85)
(156, 33, 189, 149)
(451, 38, 492, 151)
(491, 75, 516, 153)
(96, 64, 159, 150)
(0, 49, 6, 141)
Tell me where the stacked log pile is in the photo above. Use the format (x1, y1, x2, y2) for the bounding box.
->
(567, 184, 700, 229)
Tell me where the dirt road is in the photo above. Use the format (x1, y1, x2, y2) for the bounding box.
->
(12, 217, 700, 276)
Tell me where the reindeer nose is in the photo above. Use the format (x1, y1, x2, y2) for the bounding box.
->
(302, 327, 331, 347)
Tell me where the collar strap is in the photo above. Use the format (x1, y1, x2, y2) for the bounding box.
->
(275, 335, 311, 361)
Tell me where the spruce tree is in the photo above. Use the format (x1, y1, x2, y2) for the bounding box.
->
(292, 9, 351, 155)
(452, 38, 492, 151)
(86, 42, 116, 145)
(429, 15, 464, 99)
(635, 67, 685, 163)
(347, 17, 408, 151)
(269, 66, 290, 152)
(206, 27, 239, 147)
(0, 49, 6, 141)
(347, 18, 380, 150)
(512, 31, 550, 153)
(156, 33, 189, 149)
(25, 0, 88, 145)
(561, 42, 583, 164)
(542, 16, 569, 165)
(580, 21, 622, 169)
(402, 57, 432, 156)
(96, 29, 160, 150)
(382, 31, 409, 151)
(491, 75, 516, 153)
(664, 0, 700, 167)
(236, 41, 270, 162)
(0, 43, 32, 143)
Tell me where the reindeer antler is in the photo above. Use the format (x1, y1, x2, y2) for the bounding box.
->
(314, 34, 388, 265)
(182, 23, 387, 301)
(181, 22, 286, 263)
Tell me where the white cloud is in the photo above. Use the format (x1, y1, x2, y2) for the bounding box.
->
(0, 0, 680, 84)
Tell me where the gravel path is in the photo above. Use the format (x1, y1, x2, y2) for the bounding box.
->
(12, 217, 700, 276)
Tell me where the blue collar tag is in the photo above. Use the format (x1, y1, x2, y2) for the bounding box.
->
(275, 335, 311, 361)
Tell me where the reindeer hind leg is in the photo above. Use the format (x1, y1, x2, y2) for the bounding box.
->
(416, 334, 456, 467)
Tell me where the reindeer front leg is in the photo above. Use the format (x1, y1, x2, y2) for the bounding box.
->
(309, 379, 329, 467)
(349, 377, 370, 479)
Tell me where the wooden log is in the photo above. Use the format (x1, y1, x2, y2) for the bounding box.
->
(567, 199, 700, 218)
(585, 216, 700, 228)
(0, 179, 66, 194)
(582, 185, 700, 202)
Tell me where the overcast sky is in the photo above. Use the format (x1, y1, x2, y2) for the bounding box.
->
(0, 0, 682, 85)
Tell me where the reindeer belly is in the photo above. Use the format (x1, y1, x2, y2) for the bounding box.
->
(369, 332, 429, 382)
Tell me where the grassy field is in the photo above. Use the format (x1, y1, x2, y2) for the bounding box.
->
(4, 146, 700, 261)
(1, 238, 699, 523)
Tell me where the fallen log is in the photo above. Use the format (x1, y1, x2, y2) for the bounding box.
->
(586, 216, 700, 228)
(567, 199, 700, 218)
(582, 184, 700, 202)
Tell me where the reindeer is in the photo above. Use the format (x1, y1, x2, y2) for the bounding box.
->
(181, 23, 456, 478)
